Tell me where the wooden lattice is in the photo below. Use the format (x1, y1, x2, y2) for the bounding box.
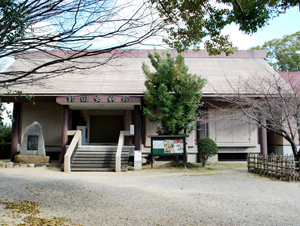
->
(247, 154, 299, 182)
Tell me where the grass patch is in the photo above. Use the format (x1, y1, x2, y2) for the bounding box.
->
(180, 173, 216, 177)
(151, 161, 247, 172)
(170, 162, 201, 169)
(208, 163, 247, 170)
(169, 162, 246, 170)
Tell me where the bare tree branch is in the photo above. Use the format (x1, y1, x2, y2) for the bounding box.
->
(0, 0, 165, 87)
(210, 69, 300, 158)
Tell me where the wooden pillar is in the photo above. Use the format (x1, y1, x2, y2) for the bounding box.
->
(134, 105, 142, 150)
(196, 112, 206, 163)
(259, 118, 268, 155)
(11, 103, 21, 162)
(61, 105, 69, 162)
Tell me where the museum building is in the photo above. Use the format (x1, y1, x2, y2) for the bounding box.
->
(2, 49, 288, 171)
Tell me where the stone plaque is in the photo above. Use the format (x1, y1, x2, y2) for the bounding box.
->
(20, 121, 46, 156)
(27, 135, 38, 150)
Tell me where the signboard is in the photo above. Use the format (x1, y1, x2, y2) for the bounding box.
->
(56, 94, 141, 104)
(27, 135, 39, 150)
(149, 135, 189, 169)
(153, 139, 184, 155)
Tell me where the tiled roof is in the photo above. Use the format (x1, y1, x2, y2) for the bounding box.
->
(4, 50, 278, 96)
(278, 72, 300, 89)
(14, 49, 268, 59)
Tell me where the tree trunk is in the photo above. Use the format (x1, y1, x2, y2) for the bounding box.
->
(202, 158, 206, 167)
(295, 151, 300, 172)
(284, 135, 298, 157)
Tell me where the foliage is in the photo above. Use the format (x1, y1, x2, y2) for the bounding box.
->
(251, 31, 300, 71)
(21, 216, 71, 226)
(0, 124, 11, 159)
(0, 200, 71, 225)
(0, 0, 27, 48)
(197, 137, 218, 167)
(153, 0, 300, 55)
(143, 51, 206, 135)
(1, 200, 40, 215)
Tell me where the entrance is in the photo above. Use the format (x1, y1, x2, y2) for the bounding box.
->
(90, 115, 124, 143)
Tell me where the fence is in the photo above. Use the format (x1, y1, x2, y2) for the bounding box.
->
(247, 154, 299, 182)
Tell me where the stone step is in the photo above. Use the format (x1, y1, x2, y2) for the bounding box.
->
(75, 145, 133, 151)
(71, 168, 127, 172)
(72, 159, 128, 164)
(72, 157, 128, 161)
(73, 154, 128, 158)
(75, 152, 115, 156)
(69, 145, 131, 172)
(77, 145, 117, 149)
(76, 149, 117, 152)
(71, 163, 127, 168)
(74, 151, 129, 155)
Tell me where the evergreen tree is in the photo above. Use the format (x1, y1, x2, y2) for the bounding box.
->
(142, 51, 206, 135)
(251, 31, 300, 72)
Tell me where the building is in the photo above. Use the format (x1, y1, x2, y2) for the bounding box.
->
(1, 49, 287, 169)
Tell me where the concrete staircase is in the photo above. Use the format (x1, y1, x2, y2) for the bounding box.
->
(70, 145, 130, 172)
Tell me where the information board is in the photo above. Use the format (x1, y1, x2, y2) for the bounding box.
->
(152, 139, 184, 155)
(149, 135, 189, 169)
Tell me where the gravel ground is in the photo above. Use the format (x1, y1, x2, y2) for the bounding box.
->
(0, 164, 300, 226)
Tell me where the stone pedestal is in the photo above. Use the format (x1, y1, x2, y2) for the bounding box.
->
(14, 155, 50, 164)
(134, 150, 142, 170)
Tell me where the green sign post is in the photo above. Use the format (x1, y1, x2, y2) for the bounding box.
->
(149, 135, 189, 169)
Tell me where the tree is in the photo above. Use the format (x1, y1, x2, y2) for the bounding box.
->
(197, 137, 218, 167)
(0, 124, 12, 159)
(213, 71, 300, 162)
(251, 31, 300, 72)
(0, 0, 166, 87)
(153, 0, 300, 55)
(142, 51, 206, 135)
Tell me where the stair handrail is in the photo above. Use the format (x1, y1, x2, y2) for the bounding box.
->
(116, 130, 130, 172)
(64, 130, 82, 172)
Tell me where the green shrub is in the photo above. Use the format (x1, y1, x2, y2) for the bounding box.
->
(197, 137, 218, 167)
(0, 125, 12, 159)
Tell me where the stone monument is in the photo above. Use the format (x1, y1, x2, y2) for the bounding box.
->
(20, 121, 46, 156)
(15, 121, 49, 164)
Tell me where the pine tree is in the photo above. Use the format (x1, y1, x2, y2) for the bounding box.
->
(142, 51, 206, 135)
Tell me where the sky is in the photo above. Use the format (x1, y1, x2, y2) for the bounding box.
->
(1, 6, 300, 125)
(223, 7, 300, 50)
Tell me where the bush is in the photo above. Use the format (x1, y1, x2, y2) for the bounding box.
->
(197, 137, 218, 167)
(0, 125, 12, 159)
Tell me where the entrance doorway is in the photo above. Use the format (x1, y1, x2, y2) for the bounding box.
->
(90, 115, 124, 143)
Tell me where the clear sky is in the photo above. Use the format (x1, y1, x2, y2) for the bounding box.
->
(224, 7, 300, 50)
